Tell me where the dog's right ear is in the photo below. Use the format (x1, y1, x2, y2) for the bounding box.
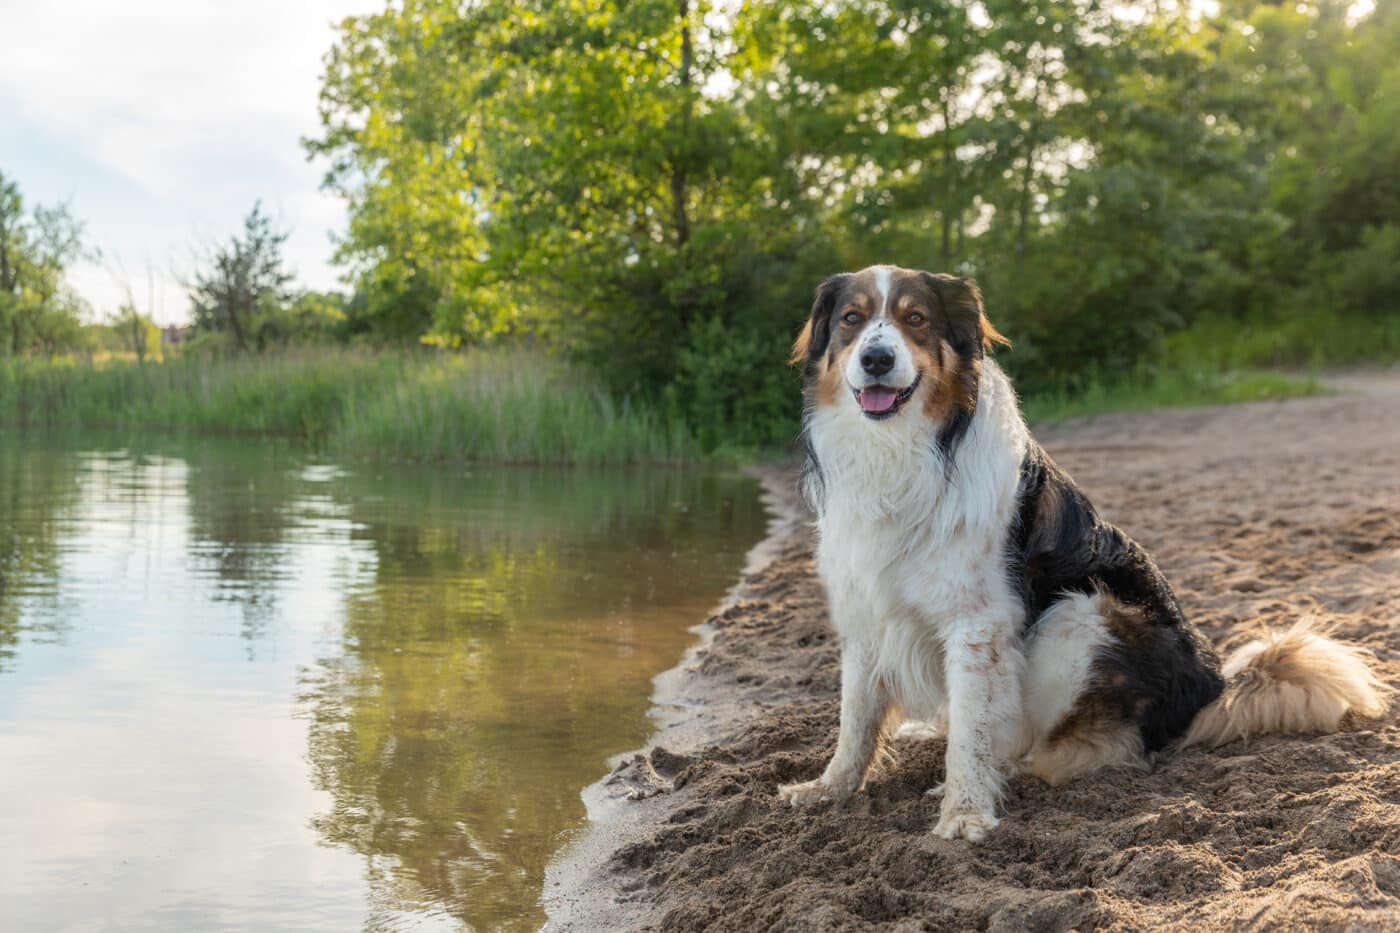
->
(790, 274, 848, 367)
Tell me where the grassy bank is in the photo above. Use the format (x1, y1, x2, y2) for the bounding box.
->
(1162, 308, 1400, 372)
(0, 350, 696, 464)
(1021, 308, 1400, 423)
(1021, 367, 1321, 424)
(0, 335, 1352, 462)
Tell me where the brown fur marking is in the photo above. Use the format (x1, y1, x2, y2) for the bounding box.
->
(789, 320, 813, 367)
(816, 345, 853, 408)
(1101, 598, 1154, 648)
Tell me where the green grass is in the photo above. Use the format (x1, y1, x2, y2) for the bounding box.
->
(7, 309, 1390, 459)
(1162, 308, 1400, 372)
(335, 351, 694, 464)
(1021, 307, 1400, 424)
(1022, 366, 1323, 424)
(0, 349, 697, 464)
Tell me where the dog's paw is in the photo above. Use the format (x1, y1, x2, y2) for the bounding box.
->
(933, 804, 998, 842)
(777, 777, 849, 807)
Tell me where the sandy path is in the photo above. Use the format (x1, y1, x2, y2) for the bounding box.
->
(545, 374, 1400, 931)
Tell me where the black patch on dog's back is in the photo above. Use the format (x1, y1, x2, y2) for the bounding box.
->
(1009, 442, 1224, 753)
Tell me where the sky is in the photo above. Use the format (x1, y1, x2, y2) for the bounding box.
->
(0, 0, 381, 325)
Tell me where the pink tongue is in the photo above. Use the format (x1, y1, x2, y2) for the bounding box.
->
(859, 387, 898, 413)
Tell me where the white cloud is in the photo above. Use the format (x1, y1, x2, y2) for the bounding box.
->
(0, 0, 382, 323)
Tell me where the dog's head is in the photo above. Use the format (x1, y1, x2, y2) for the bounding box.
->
(792, 265, 1007, 448)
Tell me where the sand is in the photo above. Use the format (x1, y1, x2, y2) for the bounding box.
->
(544, 373, 1400, 931)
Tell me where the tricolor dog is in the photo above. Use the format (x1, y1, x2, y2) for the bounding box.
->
(779, 264, 1390, 841)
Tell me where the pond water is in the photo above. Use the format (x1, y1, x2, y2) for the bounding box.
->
(0, 433, 768, 931)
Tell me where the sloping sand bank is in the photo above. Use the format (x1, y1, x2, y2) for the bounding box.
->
(546, 374, 1400, 931)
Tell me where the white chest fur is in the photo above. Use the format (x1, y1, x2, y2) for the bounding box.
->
(805, 361, 1029, 713)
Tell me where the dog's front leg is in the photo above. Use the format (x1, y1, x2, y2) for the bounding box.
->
(779, 639, 890, 806)
(935, 624, 1023, 841)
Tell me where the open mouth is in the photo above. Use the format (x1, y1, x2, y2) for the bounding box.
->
(853, 374, 921, 420)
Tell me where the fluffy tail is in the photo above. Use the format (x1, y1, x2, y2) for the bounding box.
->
(1183, 618, 1392, 748)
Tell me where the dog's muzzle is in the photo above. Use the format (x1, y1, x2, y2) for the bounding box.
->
(854, 374, 921, 420)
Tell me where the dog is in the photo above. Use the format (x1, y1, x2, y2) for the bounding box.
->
(778, 264, 1390, 841)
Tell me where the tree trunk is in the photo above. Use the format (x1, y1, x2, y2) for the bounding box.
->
(226, 298, 249, 352)
(0, 239, 15, 355)
(940, 87, 953, 266)
(1014, 139, 1037, 262)
(1015, 76, 1044, 265)
(670, 0, 693, 250)
(0, 239, 13, 294)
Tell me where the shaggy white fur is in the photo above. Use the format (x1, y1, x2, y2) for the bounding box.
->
(781, 356, 1029, 841)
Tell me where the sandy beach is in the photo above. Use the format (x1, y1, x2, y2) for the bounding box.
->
(545, 373, 1400, 931)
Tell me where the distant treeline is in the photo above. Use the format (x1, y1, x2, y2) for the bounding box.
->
(4, 2, 1398, 453)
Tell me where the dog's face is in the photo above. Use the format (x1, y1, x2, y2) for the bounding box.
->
(792, 265, 1007, 434)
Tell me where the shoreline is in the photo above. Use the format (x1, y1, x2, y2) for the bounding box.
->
(543, 385, 1400, 931)
(541, 462, 812, 930)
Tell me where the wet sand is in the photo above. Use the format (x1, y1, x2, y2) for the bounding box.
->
(545, 374, 1400, 931)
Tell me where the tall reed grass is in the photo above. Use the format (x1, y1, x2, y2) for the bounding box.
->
(0, 349, 697, 464)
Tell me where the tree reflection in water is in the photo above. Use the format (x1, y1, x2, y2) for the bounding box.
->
(0, 438, 83, 670)
(300, 465, 766, 929)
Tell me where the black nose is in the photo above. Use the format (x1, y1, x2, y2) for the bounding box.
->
(861, 345, 895, 377)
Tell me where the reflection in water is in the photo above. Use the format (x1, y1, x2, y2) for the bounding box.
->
(0, 442, 83, 667)
(303, 467, 766, 929)
(0, 433, 766, 930)
(184, 450, 301, 655)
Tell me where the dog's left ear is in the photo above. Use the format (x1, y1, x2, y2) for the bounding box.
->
(921, 273, 1010, 357)
(790, 274, 849, 368)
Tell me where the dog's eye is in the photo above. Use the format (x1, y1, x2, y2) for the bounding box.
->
(841, 311, 863, 325)
(907, 311, 926, 326)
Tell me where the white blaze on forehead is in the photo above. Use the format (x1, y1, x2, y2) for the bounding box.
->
(872, 266, 894, 318)
(846, 265, 919, 391)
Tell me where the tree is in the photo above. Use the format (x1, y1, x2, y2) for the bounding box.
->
(305, 0, 496, 342)
(309, 0, 841, 444)
(187, 202, 295, 352)
(0, 170, 92, 355)
(113, 303, 160, 362)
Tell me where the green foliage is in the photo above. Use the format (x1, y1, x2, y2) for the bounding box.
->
(269, 290, 351, 344)
(1021, 367, 1322, 425)
(184, 206, 355, 350)
(1322, 224, 1400, 318)
(0, 171, 92, 356)
(112, 304, 162, 362)
(298, 0, 1400, 443)
(0, 349, 695, 464)
(1163, 307, 1400, 372)
(307, 0, 844, 443)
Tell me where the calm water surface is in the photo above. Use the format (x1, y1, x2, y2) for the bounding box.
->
(0, 432, 767, 931)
